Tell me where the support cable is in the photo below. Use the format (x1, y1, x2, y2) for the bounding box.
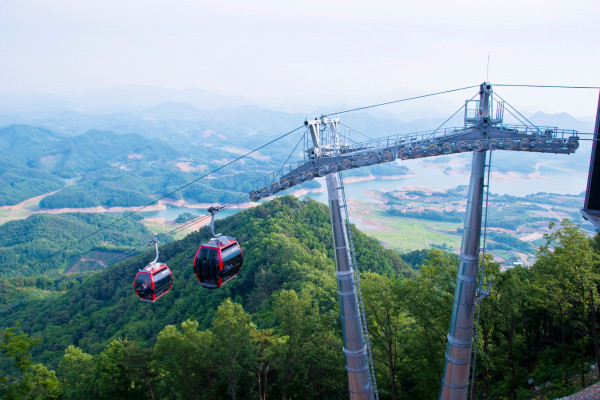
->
(1, 125, 304, 281)
(274, 130, 307, 181)
(431, 92, 479, 134)
(326, 85, 479, 117)
(0, 194, 249, 313)
(495, 84, 600, 89)
(338, 171, 379, 400)
(469, 149, 494, 400)
(493, 92, 541, 134)
(501, 106, 540, 132)
(335, 129, 364, 145)
(339, 122, 375, 141)
(489, 95, 534, 127)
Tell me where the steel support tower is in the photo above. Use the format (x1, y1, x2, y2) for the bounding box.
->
(249, 82, 579, 400)
(438, 84, 489, 399)
(327, 172, 374, 400)
(581, 91, 600, 229)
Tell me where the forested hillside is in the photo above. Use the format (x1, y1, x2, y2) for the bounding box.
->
(0, 123, 319, 209)
(1, 197, 599, 399)
(0, 197, 410, 399)
(0, 125, 183, 206)
(0, 213, 151, 280)
(0, 212, 155, 312)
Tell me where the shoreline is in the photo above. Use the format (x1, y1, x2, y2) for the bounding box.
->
(0, 191, 260, 226)
(0, 172, 586, 230)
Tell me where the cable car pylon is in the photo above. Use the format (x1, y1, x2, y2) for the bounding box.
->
(339, 171, 380, 400)
(248, 82, 580, 400)
(327, 171, 375, 400)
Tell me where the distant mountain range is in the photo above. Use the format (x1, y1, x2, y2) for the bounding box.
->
(3, 83, 594, 124)
(0, 85, 248, 113)
(0, 89, 595, 210)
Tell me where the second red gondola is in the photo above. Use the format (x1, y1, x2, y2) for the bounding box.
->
(134, 263, 173, 302)
(134, 238, 173, 302)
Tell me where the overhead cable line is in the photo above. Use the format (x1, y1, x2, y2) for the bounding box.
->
(6, 81, 593, 308)
(44, 124, 304, 255)
(161, 194, 249, 238)
(4, 81, 594, 280)
(495, 84, 600, 90)
(4, 85, 483, 280)
(1, 125, 304, 282)
(0, 194, 250, 313)
(325, 84, 480, 116)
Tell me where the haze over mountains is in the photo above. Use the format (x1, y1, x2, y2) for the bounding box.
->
(0, 84, 594, 213)
(0, 85, 594, 145)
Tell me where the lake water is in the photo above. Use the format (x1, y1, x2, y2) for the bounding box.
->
(300, 156, 588, 205)
(142, 154, 588, 221)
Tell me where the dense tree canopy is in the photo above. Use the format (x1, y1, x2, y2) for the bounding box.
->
(1, 197, 600, 399)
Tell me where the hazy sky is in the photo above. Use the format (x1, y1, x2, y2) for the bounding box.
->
(1, 0, 599, 116)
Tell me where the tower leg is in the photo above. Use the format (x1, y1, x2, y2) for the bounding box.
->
(326, 173, 374, 400)
(439, 151, 486, 400)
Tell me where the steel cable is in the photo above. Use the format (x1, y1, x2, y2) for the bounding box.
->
(325, 85, 480, 116)
(1, 125, 304, 281)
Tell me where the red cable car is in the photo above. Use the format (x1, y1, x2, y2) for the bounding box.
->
(134, 239, 173, 302)
(194, 206, 243, 289)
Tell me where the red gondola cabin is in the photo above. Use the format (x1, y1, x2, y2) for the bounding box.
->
(134, 263, 173, 302)
(194, 237, 243, 289)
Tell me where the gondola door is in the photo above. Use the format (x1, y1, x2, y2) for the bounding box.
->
(220, 242, 243, 284)
(195, 246, 221, 289)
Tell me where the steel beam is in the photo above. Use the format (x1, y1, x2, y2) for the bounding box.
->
(326, 173, 374, 400)
(439, 150, 486, 399)
(439, 82, 491, 400)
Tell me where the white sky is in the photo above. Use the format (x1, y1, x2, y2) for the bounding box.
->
(1, 0, 599, 116)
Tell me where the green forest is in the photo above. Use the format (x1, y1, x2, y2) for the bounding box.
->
(0, 213, 152, 280)
(0, 124, 314, 209)
(1, 197, 600, 399)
